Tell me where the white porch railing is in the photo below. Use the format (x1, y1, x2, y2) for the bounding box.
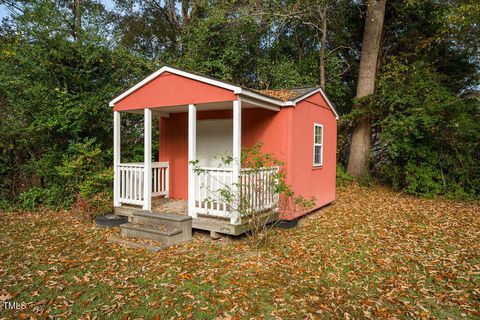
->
(194, 166, 279, 220)
(194, 167, 233, 218)
(117, 161, 169, 206)
(240, 167, 280, 212)
(152, 162, 169, 197)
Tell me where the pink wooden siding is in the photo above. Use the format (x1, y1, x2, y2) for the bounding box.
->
(159, 108, 288, 200)
(284, 93, 337, 219)
(159, 92, 336, 220)
(114, 71, 236, 111)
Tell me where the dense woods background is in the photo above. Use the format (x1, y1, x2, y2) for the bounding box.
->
(0, 0, 479, 212)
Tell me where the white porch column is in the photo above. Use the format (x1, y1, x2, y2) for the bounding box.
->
(143, 108, 152, 211)
(113, 111, 121, 207)
(232, 99, 242, 224)
(188, 104, 197, 217)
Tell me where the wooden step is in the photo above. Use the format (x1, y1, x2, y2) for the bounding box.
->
(120, 223, 186, 246)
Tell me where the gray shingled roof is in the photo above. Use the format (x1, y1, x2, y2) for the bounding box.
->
(256, 87, 319, 101)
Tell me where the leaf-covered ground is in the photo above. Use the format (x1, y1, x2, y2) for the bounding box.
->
(1, 185, 479, 319)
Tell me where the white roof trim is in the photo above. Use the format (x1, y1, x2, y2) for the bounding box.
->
(109, 66, 339, 120)
(292, 88, 340, 120)
(109, 66, 241, 107)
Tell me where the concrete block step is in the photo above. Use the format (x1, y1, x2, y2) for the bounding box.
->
(132, 211, 192, 239)
(120, 223, 186, 246)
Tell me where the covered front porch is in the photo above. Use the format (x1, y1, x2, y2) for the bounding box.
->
(113, 100, 280, 227)
(109, 66, 289, 232)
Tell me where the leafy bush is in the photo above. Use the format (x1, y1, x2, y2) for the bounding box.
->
(373, 61, 480, 198)
(17, 186, 71, 211)
(336, 165, 353, 187)
(13, 138, 113, 215)
(56, 138, 112, 197)
(0, 23, 152, 211)
(0, 199, 13, 211)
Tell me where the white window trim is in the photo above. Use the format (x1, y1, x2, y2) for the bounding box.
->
(313, 123, 324, 167)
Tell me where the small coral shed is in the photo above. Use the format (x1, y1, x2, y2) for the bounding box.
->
(110, 66, 338, 232)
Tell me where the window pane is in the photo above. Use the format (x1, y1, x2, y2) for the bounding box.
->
(315, 125, 323, 144)
(314, 145, 322, 164)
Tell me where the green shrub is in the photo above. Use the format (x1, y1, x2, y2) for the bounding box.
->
(403, 163, 444, 197)
(56, 138, 111, 198)
(336, 166, 353, 187)
(0, 199, 13, 211)
(17, 186, 72, 211)
(373, 61, 480, 198)
(0, 29, 152, 210)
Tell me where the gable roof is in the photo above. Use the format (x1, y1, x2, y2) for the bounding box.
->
(109, 66, 339, 119)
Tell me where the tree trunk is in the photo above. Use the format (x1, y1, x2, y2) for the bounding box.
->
(167, 0, 178, 26)
(319, 7, 327, 90)
(182, 0, 191, 22)
(74, 0, 81, 41)
(347, 0, 386, 178)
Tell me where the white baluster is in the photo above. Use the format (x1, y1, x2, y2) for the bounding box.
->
(165, 165, 169, 198)
(121, 167, 125, 200)
(128, 167, 132, 202)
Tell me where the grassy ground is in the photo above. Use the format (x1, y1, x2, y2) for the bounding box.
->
(1, 184, 479, 319)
